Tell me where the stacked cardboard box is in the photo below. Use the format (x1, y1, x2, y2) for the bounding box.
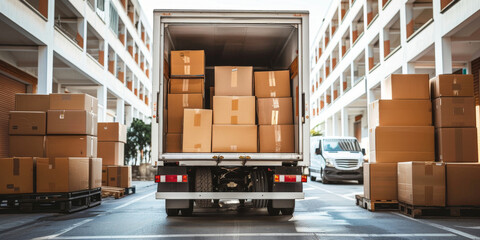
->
(430, 74, 480, 206)
(255, 70, 294, 153)
(366, 74, 436, 203)
(97, 122, 131, 187)
(212, 66, 257, 152)
(166, 50, 205, 152)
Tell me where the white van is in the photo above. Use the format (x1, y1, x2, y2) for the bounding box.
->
(310, 136, 365, 184)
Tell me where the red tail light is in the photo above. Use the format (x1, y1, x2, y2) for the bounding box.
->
(155, 175, 188, 183)
(273, 174, 307, 183)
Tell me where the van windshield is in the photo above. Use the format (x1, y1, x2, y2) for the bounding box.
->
(323, 139, 361, 152)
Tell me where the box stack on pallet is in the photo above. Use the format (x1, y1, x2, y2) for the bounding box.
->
(97, 122, 133, 196)
(362, 74, 434, 211)
(0, 93, 102, 213)
(164, 50, 295, 153)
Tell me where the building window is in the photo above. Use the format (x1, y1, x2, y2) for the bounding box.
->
(366, 0, 379, 26)
(109, 3, 119, 35)
(405, 0, 433, 39)
(97, 0, 105, 11)
(368, 36, 380, 71)
(383, 13, 401, 58)
(352, 7, 364, 44)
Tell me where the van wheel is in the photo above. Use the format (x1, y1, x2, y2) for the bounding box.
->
(310, 176, 317, 181)
(195, 168, 213, 208)
(320, 169, 329, 184)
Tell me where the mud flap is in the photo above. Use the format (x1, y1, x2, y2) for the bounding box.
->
(272, 167, 302, 209)
(157, 166, 190, 209)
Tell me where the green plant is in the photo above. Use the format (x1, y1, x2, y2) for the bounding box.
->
(125, 118, 151, 165)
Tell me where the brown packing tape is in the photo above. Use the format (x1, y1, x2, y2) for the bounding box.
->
(194, 110, 202, 127)
(268, 72, 276, 86)
(181, 52, 191, 75)
(271, 110, 279, 125)
(274, 125, 282, 152)
(452, 77, 461, 96)
(425, 186, 433, 205)
(455, 128, 463, 162)
(231, 116, 238, 124)
(59, 110, 65, 120)
(194, 144, 202, 151)
(13, 158, 19, 176)
(182, 95, 189, 107)
(272, 98, 280, 109)
(48, 157, 55, 170)
(231, 98, 239, 111)
(231, 68, 238, 88)
(182, 79, 189, 92)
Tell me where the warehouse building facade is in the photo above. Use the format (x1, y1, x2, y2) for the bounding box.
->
(310, 0, 480, 150)
(0, 0, 152, 157)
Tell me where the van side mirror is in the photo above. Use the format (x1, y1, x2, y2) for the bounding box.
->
(362, 148, 366, 156)
(315, 148, 321, 155)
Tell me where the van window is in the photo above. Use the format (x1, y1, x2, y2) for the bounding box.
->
(323, 139, 361, 152)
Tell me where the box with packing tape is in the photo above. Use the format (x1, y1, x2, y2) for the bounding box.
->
(170, 50, 205, 77)
(215, 66, 253, 96)
(46, 135, 97, 158)
(257, 98, 293, 125)
(36, 157, 90, 193)
(0, 157, 34, 194)
(254, 70, 291, 98)
(259, 125, 294, 153)
(445, 163, 480, 206)
(9, 136, 45, 157)
(167, 94, 203, 133)
(397, 162, 445, 207)
(49, 93, 98, 114)
(183, 109, 212, 153)
(169, 78, 204, 95)
(212, 125, 257, 153)
(97, 122, 127, 143)
(213, 96, 255, 125)
(433, 97, 476, 128)
(107, 166, 132, 188)
(166, 133, 182, 153)
(369, 126, 434, 163)
(368, 100, 432, 127)
(98, 142, 124, 166)
(15, 93, 49, 111)
(430, 74, 474, 98)
(90, 158, 102, 189)
(435, 128, 478, 162)
(47, 110, 97, 135)
(9, 111, 46, 135)
(364, 163, 397, 201)
(381, 74, 430, 100)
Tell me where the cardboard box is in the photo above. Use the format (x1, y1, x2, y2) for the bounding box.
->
(166, 133, 182, 153)
(183, 109, 212, 152)
(47, 110, 97, 135)
(212, 125, 257, 152)
(369, 126, 434, 163)
(98, 142, 124, 166)
(170, 50, 205, 77)
(36, 157, 90, 193)
(364, 163, 397, 201)
(368, 100, 432, 127)
(445, 163, 480, 206)
(435, 128, 478, 162)
(397, 162, 445, 206)
(259, 125, 294, 153)
(102, 166, 108, 186)
(0, 157, 34, 194)
(430, 74, 474, 98)
(433, 97, 476, 128)
(9, 111, 46, 135)
(170, 79, 204, 94)
(107, 166, 132, 188)
(213, 96, 255, 125)
(167, 94, 203, 133)
(9, 136, 45, 157)
(381, 74, 430, 100)
(15, 94, 49, 111)
(254, 70, 291, 98)
(97, 122, 127, 143)
(215, 66, 253, 96)
(46, 135, 97, 158)
(89, 158, 102, 189)
(257, 98, 293, 125)
(49, 93, 98, 114)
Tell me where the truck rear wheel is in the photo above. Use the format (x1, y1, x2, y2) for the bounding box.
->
(181, 200, 194, 216)
(267, 200, 280, 216)
(251, 169, 268, 208)
(281, 208, 294, 215)
(166, 208, 179, 216)
(195, 167, 213, 208)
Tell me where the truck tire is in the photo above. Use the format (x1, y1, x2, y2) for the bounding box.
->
(166, 208, 179, 216)
(267, 200, 280, 216)
(195, 167, 213, 208)
(181, 200, 194, 216)
(251, 170, 268, 208)
(281, 208, 294, 215)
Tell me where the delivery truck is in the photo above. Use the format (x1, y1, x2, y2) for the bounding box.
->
(151, 10, 310, 216)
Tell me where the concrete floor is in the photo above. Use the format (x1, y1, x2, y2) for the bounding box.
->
(0, 181, 479, 240)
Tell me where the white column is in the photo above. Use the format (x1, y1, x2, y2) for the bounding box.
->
(37, 46, 53, 94)
(341, 108, 348, 136)
(435, 37, 452, 75)
(97, 86, 107, 122)
(125, 105, 133, 127)
(116, 98, 125, 124)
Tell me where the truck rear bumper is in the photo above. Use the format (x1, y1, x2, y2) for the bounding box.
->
(156, 192, 305, 200)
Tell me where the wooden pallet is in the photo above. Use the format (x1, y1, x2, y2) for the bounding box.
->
(355, 194, 398, 212)
(398, 202, 480, 218)
(0, 188, 102, 213)
(101, 186, 125, 199)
